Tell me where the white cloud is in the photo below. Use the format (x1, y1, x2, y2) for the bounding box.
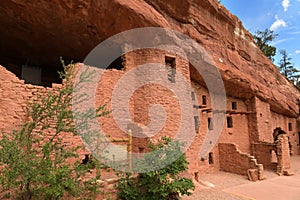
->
(270, 15, 287, 31)
(282, 0, 290, 12)
(296, 50, 300, 54)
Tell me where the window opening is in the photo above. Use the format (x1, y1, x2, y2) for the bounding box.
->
(288, 123, 293, 131)
(208, 118, 213, 130)
(194, 116, 199, 132)
(191, 91, 195, 101)
(227, 116, 233, 128)
(232, 102, 237, 110)
(165, 56, 176, 83)
(209, 152, 214, 164)
(202, 95, 207, 105)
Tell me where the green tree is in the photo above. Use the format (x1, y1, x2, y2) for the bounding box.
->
(253, 28, 278, 61)
(115, 137, 195, 200)
(0, 60, 109, 199)
(278, 50, 300, 83)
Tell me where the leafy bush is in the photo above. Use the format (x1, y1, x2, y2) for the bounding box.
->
(115, 137, 194, 200)
(0, 60, 108, 199)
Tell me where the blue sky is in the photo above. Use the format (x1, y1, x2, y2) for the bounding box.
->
(221, 0, 300, 69)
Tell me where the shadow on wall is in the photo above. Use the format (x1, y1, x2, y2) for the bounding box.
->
(1, 61, 64, 87)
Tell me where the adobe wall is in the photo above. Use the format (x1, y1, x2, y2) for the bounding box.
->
(271, 112, 299, 155)
(91, 49, 214, 174)
(249, 97, 300, 155)
(218, 143, 262, 176)
(253, 97, 273, 143)
(95, 69, 128, 140)
(221, 96, 250, 153)
(0, 65, 27, 134)
(94, 49, 191, 149)
(252, 143, 277, 170)
(190, 79, 251, 173)
(0, 65, 54, 134)
(276, 135, 292, 174)
(0, 65, 91, 158)
(190, 81, 217, 173)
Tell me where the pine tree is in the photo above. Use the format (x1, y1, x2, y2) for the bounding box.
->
(278, 50, 300, 83)
(253, 29, 278, 62)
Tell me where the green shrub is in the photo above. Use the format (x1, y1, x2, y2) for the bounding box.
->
(0, 59, 108, 199)
(115, 137, 194, 200)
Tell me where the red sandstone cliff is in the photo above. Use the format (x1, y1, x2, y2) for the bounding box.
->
(0, 0, 299, 116)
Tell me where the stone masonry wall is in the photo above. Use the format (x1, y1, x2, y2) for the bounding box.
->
(276, 134, 292, 175)
(222, 96, 250, 153)
(219, 143, 262, 176)
(254, 97, 273, 143)
(0, 65, 58, 134)
(0, 65, 90, 156)
(191, 80, 251, 174)
(0, 65, 128, 196)
(0, 65, 28, 134)
(252, 143, 277, 171)
(271, 112, 299, 155)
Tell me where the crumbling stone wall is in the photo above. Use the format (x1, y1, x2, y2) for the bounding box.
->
(252, 135, 294, 176)
(0, 65, 58, 134)
(0, 65, 89, 155)
(218, 143, 263, 177)
(0, 65, 28, 134)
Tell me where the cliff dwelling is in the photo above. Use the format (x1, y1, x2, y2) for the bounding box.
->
(0, 0, 300, 190)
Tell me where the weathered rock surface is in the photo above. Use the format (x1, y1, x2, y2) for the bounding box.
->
(0, 0, 299, 116)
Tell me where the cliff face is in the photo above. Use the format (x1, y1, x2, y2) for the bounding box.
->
(0, 0, 299, 116)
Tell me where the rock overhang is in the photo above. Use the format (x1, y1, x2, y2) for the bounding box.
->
(0, 0, 299, 116)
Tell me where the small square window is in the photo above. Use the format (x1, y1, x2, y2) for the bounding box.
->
(202, 95, 207, 105)
(194, 116, 199, 132)
(139, 147, 145, 153)
(208, 118, 213, 130)
(288, 123, 293, 131)
(209, 152, 214, 164)
(232, 102, 237, 110)
(227, 116, 233, 128)
(165, 56, 176, 83)
(191, 92, 195, 101)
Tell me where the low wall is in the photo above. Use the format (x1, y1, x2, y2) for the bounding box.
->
(219, 143, 263, 176)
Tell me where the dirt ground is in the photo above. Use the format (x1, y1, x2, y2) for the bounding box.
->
(183, 155, 300, 200)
